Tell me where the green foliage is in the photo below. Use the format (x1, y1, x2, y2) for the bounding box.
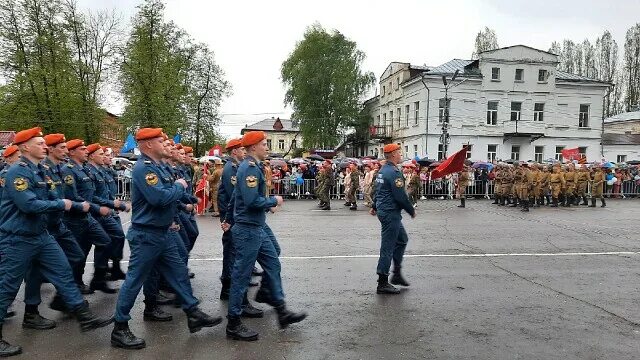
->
(281, 23, 375, 149)
(472, 27, 499, 59)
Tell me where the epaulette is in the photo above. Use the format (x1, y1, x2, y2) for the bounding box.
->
(144, 160, 152, 164)
(66, 163, 74, 168)
(41, 164, 49, 170)
(248, 161, 256, 167)
(18, 161, 27, 167)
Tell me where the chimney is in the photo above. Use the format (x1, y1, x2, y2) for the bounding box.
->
(273, 117, 283, 131)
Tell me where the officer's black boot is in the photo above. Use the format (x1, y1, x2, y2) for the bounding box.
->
(255, 285, 273, 305)
(226, 316, 259, 341)
(0, 325, 22, 357)
(349, 202, 357, 210)
(574, 196, 581, 206)
(320, 203, 331, 210)
(186, 306, 223, 333)
(589, 198, 596, 207)
(73, 303, 114, 332)
(22, 304, 56, 330)
(49, 294, 67, 312)
(143, 299, 173, 322)
(109, 259, 126, 281)
(111, 321, 146, 349)
(376, 274, 400, 294)
(389, 267, 410, 286)
(601, 198, 606, 208)
(581, 196, 588, 206)
(499, 196, 506, 206)
(562, 196, 570, 207)
(550, 198, 558, 207)
(520, 200, 529, 212)
(509, 198, 518, 207)
(457, 198, 465, 208)
(219, 278, 230, 301)
(241, 292, 264, 318)
(156, 291, 175, 305)
(275, 303, 307, 329)
(90, 268, 118, 294)
(75, 268, 94, 295)
(492, 196, 498, 204)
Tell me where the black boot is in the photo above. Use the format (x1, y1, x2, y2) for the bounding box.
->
(186, 307, 222, 334)
(156, 291, 175, 305)
(22, 305, 56, 330)
(601, 198, 606, 208)
(255, 286, 273, 305)
(550, 198, 558, 207)
(581, 196, 588, 206)
(349, 202, 357, 210)
(90, 268, 118, 294)
(545, 195, 551, 205)
(108, 260, 126, 281)
(241, 293, 264, 318)
(143, 299, 173, 322)
(509, 198, 519, 207)
(563, 196, 571, 207)
(520, 200, 529, 212)
(492, 196, 498, 204)
(219, 278, 230, 301)
(457, 198, 465, 208)
(389, 267, 410, 286)
(499, 197, 506, 206)
(111, 321, 146, 349)
(73, 304, 114, 332)
(320, 203, 331, 210)
(226, 316, 258, 341)
(589, 198, 596, 207)
(0, 325, 22, 357)
(275, 303, 307, 329)
(376, 274, 400, 294)
(574, 196, 581, 206)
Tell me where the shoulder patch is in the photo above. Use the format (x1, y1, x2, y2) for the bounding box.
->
(231, 175, 237, 186)
(64, 174, 74, 185)
(41, 164, 49, 170)
(14, 177, 28, 191)
(145, 172, 159, 186)
(246, 175, 258, 188)
(19, 162, 27, 167)
(248, 161, 256, 167)
(45, 176, 56, 190)
(395, 178, 404, 188)
(144, 160, 152, 164)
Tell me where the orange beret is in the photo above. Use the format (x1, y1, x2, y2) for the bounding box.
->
(183, 146, 193, 153)
(66, 139, 85, 150)
(86, 143, 102, 155)
(44, 133, 66, 147)
(175, 144, 183, 150)
(383, 144, 400, 153)
(136, 128, 163, 141)
(13, 127, 43, 145)
(3, 145, 19, 158)
(241, 131, 266, 147)
(225, 138, 243, 150)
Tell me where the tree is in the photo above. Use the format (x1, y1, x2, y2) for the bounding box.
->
(471, 27, 499, 59)
(596, 31, 620, 116)
(623, 24, 640, 111)
(281, 23, 375, 149)
(582, 39, 597, 79)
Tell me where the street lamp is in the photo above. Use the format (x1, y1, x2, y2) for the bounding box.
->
(440, 70, 459, 158)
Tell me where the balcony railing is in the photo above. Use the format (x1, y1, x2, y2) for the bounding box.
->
(369, 125, 393, 139)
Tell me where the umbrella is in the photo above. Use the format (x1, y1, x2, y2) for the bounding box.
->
(340, 157, 363, 167)
(428, 161, 442, 168)
(266, 158, 287, 168)
(288, 158, 308, 165)
(602, 162, 615, 168)
(417, 157, 436, 166)
(401, 160, 417, 168)
(626, 160, 640, 165)
(472, 161, 493, 170)
(362, 158, 378, 165)
(306, 154, 325, 161)
(198, 155, 221, 164)
(503, 159, 516, 164)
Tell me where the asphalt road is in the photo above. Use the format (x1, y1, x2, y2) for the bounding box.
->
(3, 199, 640, 359)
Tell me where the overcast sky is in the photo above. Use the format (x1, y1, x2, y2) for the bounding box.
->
(79, 0, 640, 139)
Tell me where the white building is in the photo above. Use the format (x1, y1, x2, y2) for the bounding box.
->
(364, 45, 612, 162)
(241, 117, 300, 157)
(602, 111, 640, 162)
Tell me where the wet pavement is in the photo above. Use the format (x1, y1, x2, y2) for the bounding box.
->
(4, 199, 640, 359)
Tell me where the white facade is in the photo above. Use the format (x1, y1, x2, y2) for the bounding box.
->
(365, 46, 611, 162)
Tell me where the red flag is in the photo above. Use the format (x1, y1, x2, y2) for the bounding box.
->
(561, 147, 579, 161)
(430, 146, 468, 180)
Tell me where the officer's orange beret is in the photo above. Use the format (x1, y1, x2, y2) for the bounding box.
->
(183, 146, 193, 153)
(241, 131, 266, 147)
(136, 128, 163, 141)
(383, 144, 400, 153)
(13, 127, 43, 145)
(3, 145, 19, 158)
(175, 143, 183, 150)
(44, 133, 66, 147)
(86, 143, 102, 155)
(66, 139, 85, 150)
(225, 138, 243, 150)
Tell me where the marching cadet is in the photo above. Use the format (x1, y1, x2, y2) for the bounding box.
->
(0, 128, 113, 358)
(590, 165, 606, 208)
(314, 163, 328, 209)
(363, 164, 375, 207)
(563, 164, 578, 207)
(225, 131, 306, 342)
(493, 164, 503, 205)
(371, 144, 415, 295)
(0, 146, 20, 319)
(316, 161, 332, 210)
(61, 139, 115, 294)
(518, 163, 534, 212)
(176, 145, 200, 254)
(111, 128, 222, 350)
(345, 163, 359, 210)
(575, 165, 590, 206)
(549, 164, 565, 207)
(407, 165, 421, 208)
(536, 164, 550, 206)
(209, 159, 223, 217)
(510, 162, 523, 207)
(457, 161, 471, 208)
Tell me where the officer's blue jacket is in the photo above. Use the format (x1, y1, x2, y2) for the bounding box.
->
(218, 158, 238, 222)
(232, 156, 277, 226)
(60, 159, 103, 216)
(373, 162, 415, 216)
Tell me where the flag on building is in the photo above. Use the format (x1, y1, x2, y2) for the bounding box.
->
(561, 147, 580, 161)
(120, 133, 137, 154)
(430, 146, 468, 180)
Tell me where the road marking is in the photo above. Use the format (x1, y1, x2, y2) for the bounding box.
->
(98, 251, 639, 264)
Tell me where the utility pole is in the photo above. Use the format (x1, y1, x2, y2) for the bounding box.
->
(440, 70, 459, 158)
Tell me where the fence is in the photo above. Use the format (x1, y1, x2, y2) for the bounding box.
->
(114, 176, 640, 201)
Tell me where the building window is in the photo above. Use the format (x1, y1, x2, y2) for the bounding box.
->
(405, 104, 410, 127)
(534, 103, 544, 122)
(491, 67, 500, 80)
(510, 102, 522, 121)
(534, 146, 544, 163)
(437, 144, 444, 161)
(414, 144, 418, 158)
(389, 81, 392, 94)
(383, 113, 387, 125)
(414, 101, 420, 125)
(382, 86, 386, 96)
(511, 145, 520, 160)
(487, 144, 497, 162)
(555, 146, 564, 161)
(376, 115, 380, 126)
(486, 101, 498, 125)
(397, 107, 401, 129)
(579, 104, 590, 128)
(515, 69, 524, 81)
(538, 69, 548, 82)
(278, 139, 285, 151)
(404, 145, 408, 154)
(266, 139, 272, 149)
(291, 139, 297, 148)
(438, 98, 450, 123)
(390, 111, 393, 128)
(465, 144, 472, 159)
(617, 155, 627, 163)
(396, 77, 400, 90)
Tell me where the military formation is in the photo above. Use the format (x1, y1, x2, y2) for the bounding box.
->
(491, 161, 608, 212)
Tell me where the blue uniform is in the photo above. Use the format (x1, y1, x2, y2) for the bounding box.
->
(228, 156, 284, 318)
(0, 157, 85, 323)
(114, 154, 198, 322)
(372, 162, 415, 276)
(218, 158, 239, 282)
(101, 165, 126, 261)
(175, 164, 199, 252)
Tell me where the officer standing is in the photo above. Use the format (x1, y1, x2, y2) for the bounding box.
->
(225, 131, 306, 342)
(370, 144, 416, 295)
(111, 128, 222, 350)
(590, 165, 606, 207)
(0, 128, 113, 358)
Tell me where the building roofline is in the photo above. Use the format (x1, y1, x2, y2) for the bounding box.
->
(479, 44, 558, 57)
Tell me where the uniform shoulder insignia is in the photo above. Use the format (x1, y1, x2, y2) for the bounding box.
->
(41, 164, 49, 170)
(18, 162, 27, 167)
(144, 160, 152, 164)
(66, 163, 74, 168)
(64, 174, 74, 185)
(395, 178, 404, 188)
(248, 161, 256, 167)
(231, 175, 237, 186)
(145, 172, 159, 186)
(246, 175, 258, 188)
(14, 177, 28, 191)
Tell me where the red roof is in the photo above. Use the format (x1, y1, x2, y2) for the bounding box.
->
(0, 131, 15, 147)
